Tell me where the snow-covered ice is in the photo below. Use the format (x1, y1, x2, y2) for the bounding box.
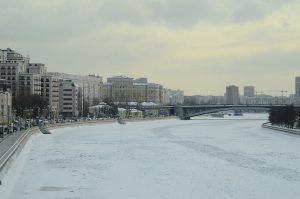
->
(1, 114, 300, 199)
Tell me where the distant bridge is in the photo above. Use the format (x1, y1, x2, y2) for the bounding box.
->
(176, 105, 300, 120)
(125, 104, 300, 120)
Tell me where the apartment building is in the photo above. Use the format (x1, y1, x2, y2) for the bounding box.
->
(133, 83, 147, 102)
(107, 76, 134, 102)
(103, 76, 164, 104)
(0, 48, 28, 96)
(244, 86, 255, 97)
(146, 83, 162, 104)
(102, 82, 112, 101)
(48, 72, 102, 106)
(41, 75, 60, 118)
(18, 73, 42, 96)
(225, 85, 240, 105)
(59, 80, 79, 117)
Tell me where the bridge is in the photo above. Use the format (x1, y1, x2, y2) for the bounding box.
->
(125, 103, 300, 120)
(176, 105, 300, 120)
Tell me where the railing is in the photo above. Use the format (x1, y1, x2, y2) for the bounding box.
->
(0, 127, 38, 172)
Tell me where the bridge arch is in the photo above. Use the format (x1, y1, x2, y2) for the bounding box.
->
(179, 105, 273, 120)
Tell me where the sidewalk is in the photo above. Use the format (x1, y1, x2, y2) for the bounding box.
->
(0, 131, 25, 159)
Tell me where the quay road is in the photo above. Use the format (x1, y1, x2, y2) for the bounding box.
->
(0, 130, 26, 162)
(0, 130, 30, 175)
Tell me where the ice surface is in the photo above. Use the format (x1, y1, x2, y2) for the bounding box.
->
(1, 114, 300, 199)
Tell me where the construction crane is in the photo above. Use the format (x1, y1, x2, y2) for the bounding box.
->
(258, 90, 288, 97)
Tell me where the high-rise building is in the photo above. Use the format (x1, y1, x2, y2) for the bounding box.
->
(59, 80, 79, 117)
(41, 75, 60, 118)
(225, 85, 239, 105)
(0, 48, 29, 97)
(296, 77, 300, 97)
(244, 86, 255, 97)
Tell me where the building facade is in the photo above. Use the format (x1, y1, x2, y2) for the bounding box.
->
(59, 80, 79, 117)
(0, 48, 29, 97)
(225, 85, 240, 105)
(0, 91, 12, 124)
(107, 76, 134, 102)
(163, 89, 184, 105)
(103, 76, 164, 104)
(18, 73, 42, 96)
(244, 86, 255, 97)
(48, 72, 102, 106)
(41, 75, 60, 118)
(27, 63, 47, 74)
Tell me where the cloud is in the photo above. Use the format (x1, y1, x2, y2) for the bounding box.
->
(0, 0, 298, 41)
(0, 0, 300, 94)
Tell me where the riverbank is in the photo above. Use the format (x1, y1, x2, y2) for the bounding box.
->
(0, 116, 177, 176)
(262, 122, 300, 135)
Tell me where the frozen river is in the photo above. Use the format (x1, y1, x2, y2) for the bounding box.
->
(1, 114, 300, 199)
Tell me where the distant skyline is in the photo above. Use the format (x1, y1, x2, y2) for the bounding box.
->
(1, 0, 299, 95)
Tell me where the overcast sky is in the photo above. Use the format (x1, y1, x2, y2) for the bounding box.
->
(1, 0, 299, 95)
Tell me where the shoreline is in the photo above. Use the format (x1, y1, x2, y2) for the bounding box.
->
(262, 122, 300, 135)
(0, 116, 178, 177)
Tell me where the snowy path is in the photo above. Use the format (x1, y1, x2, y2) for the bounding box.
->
(1, 114, 300, 199)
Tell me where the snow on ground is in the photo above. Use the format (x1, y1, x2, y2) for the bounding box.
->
(1, 114, 300, 199)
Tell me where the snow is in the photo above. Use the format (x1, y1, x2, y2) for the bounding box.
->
(1, 114, 300, 199)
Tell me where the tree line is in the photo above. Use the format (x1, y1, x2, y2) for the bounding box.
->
(269, 106, 300, 129)
(13, 94, 49, 118)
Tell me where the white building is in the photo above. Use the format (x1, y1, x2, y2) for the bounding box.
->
(129, 109, 143, 118)
(48, 72, 103, 107)
(163, 89, 184, 105)
(117, 108, 127, 119)
(88, 102, 110, 117)
(59, 80, 79, 117)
